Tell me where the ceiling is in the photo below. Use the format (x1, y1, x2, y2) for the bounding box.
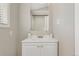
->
(30, 3, 48, 11)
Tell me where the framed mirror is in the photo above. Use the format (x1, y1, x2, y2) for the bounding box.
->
(30, 3, 49, 33)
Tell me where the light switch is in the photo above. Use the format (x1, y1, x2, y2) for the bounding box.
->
(57, 19, 60, 24)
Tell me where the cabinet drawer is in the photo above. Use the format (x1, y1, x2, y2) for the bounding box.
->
(22, 42, 57, 46)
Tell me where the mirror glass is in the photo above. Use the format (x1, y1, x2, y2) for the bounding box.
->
(32, 15, 49, 32)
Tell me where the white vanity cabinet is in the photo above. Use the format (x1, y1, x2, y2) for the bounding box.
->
(22, 43, 41, 56)
(22, 39, 58, 56)
(40, 43, 58, 56)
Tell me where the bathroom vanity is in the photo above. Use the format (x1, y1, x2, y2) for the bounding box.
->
(22, 37, 58, 56)
(22, 4, 58, 56)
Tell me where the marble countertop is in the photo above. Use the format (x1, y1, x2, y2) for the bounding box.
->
(22, 38, 58, 43)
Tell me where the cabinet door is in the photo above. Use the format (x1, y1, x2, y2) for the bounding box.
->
(22, 45, 41, 56)
(41, 43, 58, 56)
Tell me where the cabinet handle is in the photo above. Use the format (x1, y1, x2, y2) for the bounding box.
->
(37, 45, 44, 48)
(37, 46, 40, 48)
(40, 45, 44, 48)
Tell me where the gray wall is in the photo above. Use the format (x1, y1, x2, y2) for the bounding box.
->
(52, 3, 74, 56)
(18, 3, 31, 55)
(0, 4, 19, 56)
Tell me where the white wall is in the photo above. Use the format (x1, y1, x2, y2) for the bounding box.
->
(75, 3, 79, 56)
(0, 4, 19, 56)
(51, 3, 74, 56)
